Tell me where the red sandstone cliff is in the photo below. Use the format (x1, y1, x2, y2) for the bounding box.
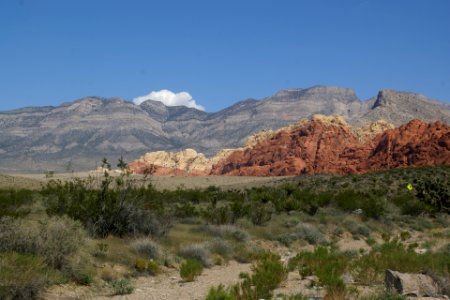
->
(129, 116, 449, 176)
(210, 116, 449, 176)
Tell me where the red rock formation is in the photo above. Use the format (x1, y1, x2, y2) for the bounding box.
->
(211, 117, 450, 176)
(366, 120, 450, 170)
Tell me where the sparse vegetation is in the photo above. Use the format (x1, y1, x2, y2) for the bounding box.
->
(0, 164, 448, 299)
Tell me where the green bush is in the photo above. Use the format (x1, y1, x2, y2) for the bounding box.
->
(110, 278, 134, 295)
(0, 189, 34, 218)
(354, 241, 450, 285)
(288, 247, 348, 288)
(414, 176, 450, 213)
(0, 252, 63, 300)
(180, 259, 203, 282)
(229, 252, 288, 300)
(206, 284, 235, 300)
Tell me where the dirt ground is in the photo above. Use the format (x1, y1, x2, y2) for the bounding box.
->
(0, 172, 290, 191)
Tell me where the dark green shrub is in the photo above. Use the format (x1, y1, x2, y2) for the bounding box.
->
(414, 176, 450, 213)
(0, 189, 34, 218)
(248, 201, 274, 225)
(42, 162, 171, 238)
(180, 259, 203, 281)
(391, 193, 428, 215)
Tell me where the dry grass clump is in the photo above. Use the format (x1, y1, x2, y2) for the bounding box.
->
(178, 243, 212, 267)
(293, 223, 328, 245)
(130, 237, 161, 260)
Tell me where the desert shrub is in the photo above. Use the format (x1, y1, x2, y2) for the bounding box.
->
(178, 243, 211, 267)
(229, 252, 288, 300)
(248, 201, 274, 225)
(354, 241, 450, 284)
(334, 190, 361, 212)
(148, 260, 161, 275)
(233, 244, 266, 263)
(206, 284, 235, 300)
(288, 247, 348, 288)
(42, 163, 171, 238)
(93, 242, 109, 258)
(0, 189, 34, 218)
(199, 224, 250, 242)
(203, 202, 235, 225)
(130, 238, 161, 260)
(173, 202, 199, 218)
(293, 223, 328, 245)
(35, 216, 86, 269)
(0, 252, 63, 300)
(391, 193, 427, 216)
(414, 176, 450, 213)
(361, 194, 386, 219)
(0, 215, 86, 269)
(208, 239, 233, 259)
(289, 189, 332, 215)
(110, 278, 134, 295)
(180, 259, 203, 282)
(274, 233, 295, 247)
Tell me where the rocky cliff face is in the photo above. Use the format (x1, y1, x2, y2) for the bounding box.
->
(211, 116, 450, 176)
(1, 86, 449, 172)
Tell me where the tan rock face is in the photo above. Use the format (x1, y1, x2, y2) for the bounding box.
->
(129, 148, 238, 175)
(353, 119, 395, 142)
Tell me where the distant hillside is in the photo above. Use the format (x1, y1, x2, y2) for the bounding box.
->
(0, 86, 449, 172)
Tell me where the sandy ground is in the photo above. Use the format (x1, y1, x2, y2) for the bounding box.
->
(0, 172, 290, 191)
(44, 261, 252, 300)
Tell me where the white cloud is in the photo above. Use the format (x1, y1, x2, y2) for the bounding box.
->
(133, 89, 205, 111)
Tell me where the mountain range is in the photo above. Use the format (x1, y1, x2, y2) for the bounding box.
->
(1, 86, 449, 172)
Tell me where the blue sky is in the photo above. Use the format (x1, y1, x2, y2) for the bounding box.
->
(0, 0, 449, 112)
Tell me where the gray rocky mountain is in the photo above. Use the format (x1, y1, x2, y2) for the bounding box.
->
(0, 86, 449, 172)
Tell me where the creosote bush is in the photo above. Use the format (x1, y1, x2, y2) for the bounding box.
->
(0, 215, 86, 269)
